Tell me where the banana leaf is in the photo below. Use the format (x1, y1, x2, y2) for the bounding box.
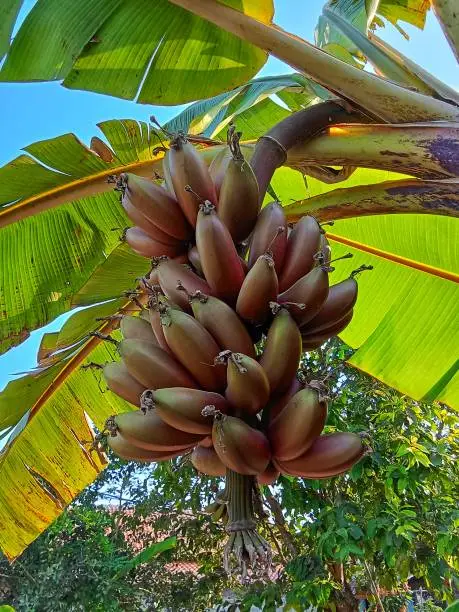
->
(0, 0, 273, 104)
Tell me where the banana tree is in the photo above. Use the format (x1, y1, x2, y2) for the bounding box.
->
(0, 0, 458, 566)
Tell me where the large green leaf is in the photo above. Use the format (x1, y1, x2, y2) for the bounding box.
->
(0, 122, 160, 354)
(431, 0, 459, 62)
(0, 0, 24, 59)
(0, 341, 133, 560)
(271, 166, 459, 407)
(0, 0, 273, 105)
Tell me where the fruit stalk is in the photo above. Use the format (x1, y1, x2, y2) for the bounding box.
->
(223, 468, 271, 577)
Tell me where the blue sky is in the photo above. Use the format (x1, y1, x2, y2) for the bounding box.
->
(0, 0, 458, 394)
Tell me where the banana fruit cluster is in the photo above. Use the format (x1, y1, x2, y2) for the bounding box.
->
(101, 128, 369, 483)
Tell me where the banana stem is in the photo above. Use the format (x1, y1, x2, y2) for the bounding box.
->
(224, 469, 271, 578)
(250, 102, 368, 203)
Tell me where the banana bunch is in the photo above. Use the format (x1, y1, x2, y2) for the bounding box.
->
(99, 127, 371, 572)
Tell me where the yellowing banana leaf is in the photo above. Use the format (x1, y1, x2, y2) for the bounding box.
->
(0, 340, 134, 561)
(172, 0, 459, 123)
(0, 122, 162, 354)
(429, 0, 459, 62)
(271, 166, 459, 408)
(367, 33, 459, 106)
(0, 0, 273, 105)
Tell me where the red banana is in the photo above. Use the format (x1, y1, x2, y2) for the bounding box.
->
(148, 292, 182, 354)
(188, 291, 256, 358)
(120, 315, 159, 345)
(268, 387, 328, 461)
(278, 264, 329, 326)
(191, 444, 226, 476)
(216, 351, 270, 416)
(142, 387, 229, 435)
(149, 253, 189, 286)
(111, 410, 202, 451)
(106, 431, 185, 462)
(188, 245, 204, 276)
(166, 135, 217, 226)
(124, 227, 185, 259)
(118, 339, 198, 390)
(278, 216, 322, 292)
(257, 463, 280, 485)
(211, 412, 271, 475)
(236, 253, 278, 324)
(259, 308, 302, 393)
(196, 201, 246, 304)
(218, 129, 259, 243)
(248, 201, 288, 273)
(103, 361, 147, 407)
(209, 145, 231, 197)
(262, 376, 303, 426)
(153, 257, 212, 310)
(121, 197, 180, 246)
(188, 245, 248, 277)
(273, 432, 365, 478)
(301, 310, 354, 350)
(301, 276, 357, 334)
(119, 173, 192, 240)
(161, 306, 226, 391)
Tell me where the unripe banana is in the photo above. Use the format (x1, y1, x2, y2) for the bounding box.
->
(103, 361, 147, 407)
(106, 431, 184, 462)
(278, 264, 329, 326)
(189, 291, 256, 358)
(301, 310, 354, 350)
(196, 201, 246, 304)
(268, 387, 328, 461)
(248, 201, 288, 273)
(120, 315, 159, 345)
(166, 135, 217, 227)
(143, 387, 229, 434)
(121, 197, 182, 246)
(273, 432, 365, 478)
(236, 253, 278, 325)
(118, 339, 198, 390)
(161, 306, 226, 391)
(119, 173, 192, 240)
(257, 463, 280, 485)
(278, 216, 322, 292)
(124, 227, 185, 259)
(260, 308, 302, 393)
(110, 410, 203, 451)
(218, 130, 259, 243)
(154, 257, 212, 310)
(216, 351, 270, 416)
(211, 412, 271, 475)
(191, 445, 226, 476)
